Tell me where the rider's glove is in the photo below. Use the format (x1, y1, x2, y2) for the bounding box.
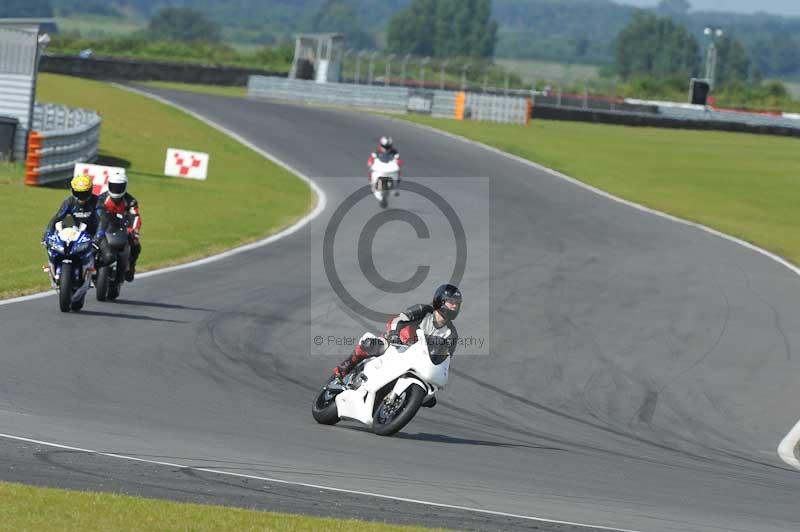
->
(386, 330, 401, 345)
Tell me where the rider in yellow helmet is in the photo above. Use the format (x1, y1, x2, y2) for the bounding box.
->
(42, 174, 102, 244)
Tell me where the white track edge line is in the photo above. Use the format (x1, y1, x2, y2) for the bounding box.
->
(0, 432, 643, 532)
(395, 118, 800, 471)
(0, 84, 327, 307)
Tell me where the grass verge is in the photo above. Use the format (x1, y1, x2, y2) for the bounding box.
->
(0, 74, 312, 300)
(397, 114, 800, 265)
(0, 481, 445, 532)
(140, 81, 247, 98)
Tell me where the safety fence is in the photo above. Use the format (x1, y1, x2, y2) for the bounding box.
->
(531, 93, 800, 137)
(40, 54, 286, 86)
(247, 76, 531, 126)
(645, 102, 800, 132)
(25, 103, 102, 186)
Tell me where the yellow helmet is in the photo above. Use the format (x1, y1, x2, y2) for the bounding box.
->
(70, 174, 93, 201)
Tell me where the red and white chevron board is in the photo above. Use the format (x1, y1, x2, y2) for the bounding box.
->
(164, 148, 209, 180)
(73, 163, 126, 195)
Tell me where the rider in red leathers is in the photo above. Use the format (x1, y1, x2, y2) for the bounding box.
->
(96, 171, 142, 281)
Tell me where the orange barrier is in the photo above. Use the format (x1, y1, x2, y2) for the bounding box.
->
(526, 98, 533, 126)
(24, 131, 43, 186)
(454, 91, 466, 120)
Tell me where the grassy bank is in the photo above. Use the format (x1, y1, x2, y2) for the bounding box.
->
(399, 115, 800, 265)
(0, 481, 444, 532)
(0, 74, 312, 299)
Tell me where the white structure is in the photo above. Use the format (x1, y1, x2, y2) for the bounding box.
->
(289, 33, 344, 83)
(0, 20, 49, 160)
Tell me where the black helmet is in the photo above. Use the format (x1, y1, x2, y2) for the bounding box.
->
(432, 284, 462, 322)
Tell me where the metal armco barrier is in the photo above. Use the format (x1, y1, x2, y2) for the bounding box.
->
(248, 76, 410, 113)
(464, 93, 530, 125)
(248, 76, 532, 125)
(25, 103, 101, 186)
(531, 104, 800, 138)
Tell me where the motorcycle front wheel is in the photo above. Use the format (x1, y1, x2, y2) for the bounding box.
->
(58, 263, 73, 313)
(312, 377, 341, 425)
(372, 384, 425, 436)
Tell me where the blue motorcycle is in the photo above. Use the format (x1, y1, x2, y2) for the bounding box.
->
(44, 218, 95, 312)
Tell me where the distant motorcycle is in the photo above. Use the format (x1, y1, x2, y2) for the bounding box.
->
(43, 219, 94, 312)
(369, 152, 400, 209)
(94, 213, 131, 302)
(312, 329, 450, 436)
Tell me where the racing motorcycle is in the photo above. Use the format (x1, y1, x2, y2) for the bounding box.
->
(312, 329, 450, 436)
(94, 212, 131, 302)
(369, 152, 400, 209)
(43, 218, 95, 312)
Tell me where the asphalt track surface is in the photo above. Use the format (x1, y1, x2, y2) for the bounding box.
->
(1, 88, 800, 532)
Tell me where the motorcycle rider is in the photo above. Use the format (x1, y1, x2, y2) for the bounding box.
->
(333, 284, 461, 384)
(96, 170, 142, 282)
(367, 136, 403, 196)
(42, 174, 101, 244)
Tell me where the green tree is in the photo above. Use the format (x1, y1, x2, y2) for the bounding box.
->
(309, 0, 375, 50)
(386, 0, 436, 56)
(148, 7, 221, 43)
(714, 35, 751, 85)
(387, 0, 497, 59)
(615, 12, 699, 80)
(656, 0, 690, 18)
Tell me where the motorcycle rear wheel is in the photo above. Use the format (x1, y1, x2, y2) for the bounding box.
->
(372, 384, 425, 436)
(96, 266, 109, 301)
(58, 263, 73, 313)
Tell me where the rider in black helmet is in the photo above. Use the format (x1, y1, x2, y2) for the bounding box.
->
(333, 284, 461, 386)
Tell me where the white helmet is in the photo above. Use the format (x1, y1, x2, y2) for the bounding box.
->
(379, 136, 393, 151)
(108, 170, 127, 199)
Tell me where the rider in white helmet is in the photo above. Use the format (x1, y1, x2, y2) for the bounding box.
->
(96, 170, 142, 281)
(367, 136, 403, 196)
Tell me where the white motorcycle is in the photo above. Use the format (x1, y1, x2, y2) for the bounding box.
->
(369, 152, 400, 209)
(312, 329, 450, 436)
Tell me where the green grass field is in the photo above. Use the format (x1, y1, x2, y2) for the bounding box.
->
(0, 481, 445, 532)
(398, 114, 800, 265)
(0, 74, 312, 299)
(55, 16, 146, 38)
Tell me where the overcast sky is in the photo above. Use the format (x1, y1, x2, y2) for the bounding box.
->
(619, 0, 800, 16)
